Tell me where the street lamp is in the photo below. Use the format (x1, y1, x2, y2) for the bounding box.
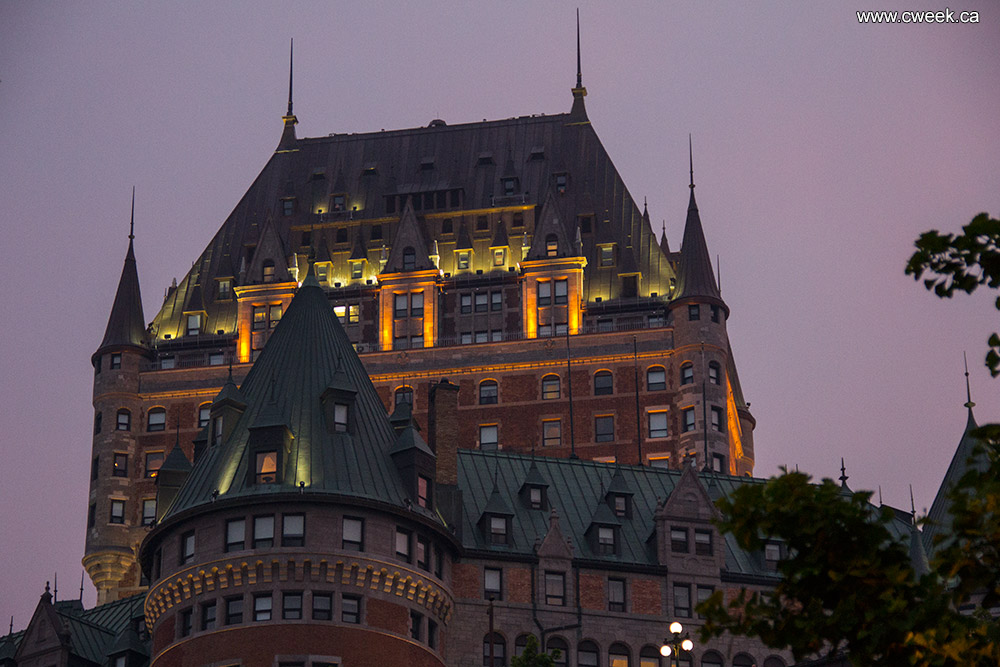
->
(659, 621, 694, 665)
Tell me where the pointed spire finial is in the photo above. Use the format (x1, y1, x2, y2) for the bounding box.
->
(963, 351, 975, 409)
(287, 38, 294, 117)
(909, 484, 916, 515)
(576, 8, 582, 89)
(689, 134, 695, 189)
(878, 485, 883, 506)
(839, 457, 849, 487)
(129, 186, 135, 241)
(79, 570, 84, 600)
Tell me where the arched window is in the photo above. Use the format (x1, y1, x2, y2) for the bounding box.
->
(116, 409, 131, 431)
(262, 260, 275, 283)
(639, 645, 662, 667)
(594, 370, 613, 395)
(541, 374, 561, 400)
(198, 403, 212, 428)
(708, 361, 720, 385)
(403, 246, 416, 271)
(479, 380, 498, 405)
(647, 366, 666, 391)
(701, 651, 724, 667)
(395, 386, 413, 407)
(547, 637, 568, 667)
(763, 658, 786, 667)
(546, 234, 558, 257)
(609, 643, 631, 667)
(733, 654, 755, 667)
(514, 634, 535, 658)
(483, 632, 506, 666)
(147, 407, 166, 432)
(680, 363, 694, 385)
(578, 640, 599, 667)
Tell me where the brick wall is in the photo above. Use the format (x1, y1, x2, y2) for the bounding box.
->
(579, 572, 604, 610)
(452, 562, 480, 599)
(506, 566, 532, 604)
(631, 577, 662, 615)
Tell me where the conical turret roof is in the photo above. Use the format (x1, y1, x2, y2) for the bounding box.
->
(674, 185, 723, 305)
(97, 209, 146, 354)
(923, 404, 983, 554)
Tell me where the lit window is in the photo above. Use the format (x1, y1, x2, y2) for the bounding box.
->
(312, 593, 332, 620)
(351, 261, 363, 279)
(694, 529, 713, 556)
(147, 407, 166, 432)
(226, 519, 245, 552)
(145, 451, 164, 478)
(648, 412, 668, 439)
(198, 404, 211, 428)
(546, 234, 558, 257)
(711, 406, 724, 432)
(255, 451, 278, 484)
(418, 476, 431, 508)
(545, 571, 565, 605)
(490, 516, 507, 545)
(708, 361, 720, 385)
(252, 306, 266, 330)
(479, 424, 498, 450)
(116, 409, 131, 431)
(262, 262, 275, 283)
(348, 304, 360, 323)
(647, 367, 666, 391)
(599, 246, 615, 267)
(595, 415, 614, 442)
(342, 595, 360, 624)
(282, 513, 305, 547)
(688, 304, 700, 321)
(343, 517, 364, 551)
(541, 375, 560, 399)
(110, 353, 122, 369)
(682, 408, 696, 432)
(457, 251, 470, 270)
(554, 279, 568, 305)
(253, 515, 275, 549)
(594, 371, 613, 395)
(218, 279, 231, 299)
(334, 305, 346, 322)
(609, 644, 630, 667)
(542, 420, 561, 447)
(598, 526, 616, 555)
(333, 403, 349, 432)
(671, 527, 689, 553)
(680, 363, 693, 385)
(537, 281, 551, 306)
(113, 453, 128, 477)
(269, 304, 282, 327)
(253, 594, 272, 621)
(395, 528, 411, 562)
(282, 592, 302, 620)
(493, 248, 505, 266)
(180, 531, 195, 565)
(186, 313, 201, 336)
(484, 567, 502, 600)
(403, 247, 416, 271)
(673, 583, 691, 617)
(109, 499, 125, 524)
(479, 380, 498, 405)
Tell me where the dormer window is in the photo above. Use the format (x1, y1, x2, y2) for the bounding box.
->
(186, 313, 202, 336)
(528, 486, 545, 510)
(262, 262, 275, 283)
(213, 416, 223, 446)
(493, 248, 505, 266)
(597, 526, 616, 555)
(545, 234, 558, 257)
(331, 194, 346, 211)
(403, 247, 416, 271)
(333, 403, 349, 432)
(350, 261, 364, 279)
(457, 251, 470, 270)
(502, 178, 517, 196)
(316, 264, 328, 283)
(255, 451, 278, 484)
(612, 494, 628, 518)
(490, 516, 508, 545)
(554, 173, 567, 194)
(695, 529, 713, 556)
(218, 279, 232, 299)
(282, 199, 295, 216)
(417, 475, 432, 508)
(599, 245, 615, 267)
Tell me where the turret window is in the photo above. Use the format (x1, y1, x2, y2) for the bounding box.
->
(688, 304, 700, 321)
(711, 305, 720, 322)
(343, 517, 364, 551)
(680, 363, 694, 385)
(145, 452, 164, 478)
(180, 531, 195, 565)
(711, 406, 724, 432)
(253, 515, 275, 548)
(147, 408, 166, 432)
(225, 597, 243, 624)
(541, 375, 560, 399)
(255, 451, 278, 484)
(712, 453, 727, 473)
(312, 593, 333, 620)
(647, 366, 666, 391)
(396, 528, 412, 562)
(682, 408, 696, 432)
(342, 594, 361, 623)
(110, 353, 122, 369)
(282, 514, 305, 547)
(113, 453, 128, 477)
(282, 592, 303, 620)
(708, 362, 720, 385)
(109, 499, 125, 524)
(226, 519, 245, 552)
(253, 594, 272, 621)
(116, 409, 131, 431)
(94, 411, 103, 435)
(479, 380, 498, 404)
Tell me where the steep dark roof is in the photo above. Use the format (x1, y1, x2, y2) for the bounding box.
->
(674, 185, 723, 306)
(923, 406, 983, 554)
(164, 270, 411, 516)
(97, 234, 146, 355)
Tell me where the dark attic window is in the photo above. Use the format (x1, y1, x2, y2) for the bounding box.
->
(336, 228, 348, 244)
(370, 224, 382, 241)
(300, 231, 312, 247)
(502, 178, 517, 196)
(477, 152, 495, 166)
(282, 199, 295, 216)
(554, 173, 567, 194)
(442, 218, 453, 234)
(332, 194, 346, 212)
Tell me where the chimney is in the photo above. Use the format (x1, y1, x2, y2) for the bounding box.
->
(428, 378, 459, 485)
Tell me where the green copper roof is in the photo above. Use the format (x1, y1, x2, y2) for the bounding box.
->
(164, 272, 411, 517)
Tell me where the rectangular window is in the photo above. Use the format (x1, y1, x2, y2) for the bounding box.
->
(711, 406, 724, 432)
(113, 453, 128, 477)
(110, 353, 122, 369)
(711, 305, 720, 322)
(282, 592, 303, 620)
(688, 304, 700, 321)
(554, 279, 568, 305)
(529, 487, 544, 509)
(674, 583, 691, 617)
(252, 306, 266, 331)
(475, 330, 488, 344)
(475, 292, 488, 313)
(410, 292, 424, 317)
(555, 173, 567, 193)
(479, 424, 498, 450)
(255, 451, 278, 484)
(695, 529, 713, 556)
(396, 528, 412, 562)
(201, 601, 217, 631)
(682, 408, 696, 433)
(545, 571, 565, 606)
(648, 367, 666, 391)
(179, 608, 193, 637)
(109, 499, 125, 524)
(394, 294, 408, 318)
(491, 290, 502, 311)
(351, 261, 363, 279)
(537, 281, 551, 306)
(254, 594, 272, 621)
(765, 542, 782, 571)
(461, 332, 472, 345)
(161, 355, 176, 370)
(671, 527, 689, 553)
(145, 451, 164, 478)
(457, 251, 470, 270)
(713, 453, 727, 473)
(209, 352, 225, 366)
(282, 199, 294, 216)
(343, 517, 364, 551)
(538, 324, 552, 338)
(598, 526, 616, 555)
(493, 248, 505, 266)
(312, 592, 332, 620)
(648, 412, 669, 439)
(226, 519, 245, 552)
(199, 405, 211, 428)
(282, 513, 305, 547)
(608, 578, 626, 612)
(348, 303, 360, 323)
(490, 516, 507, 545)
(180, 531, 195, 565)
(434, 546, 444, 578)
(142, 499, 157, 526)
(428, 619, 438, 650)
(416, 535, 430, 571)
(218, 279, 231, 299)
(595, 415, 614, 442)
(541, 376, 560, 399)
(484, 567, 502, 600)
(253, 515, 275, 549)
(460, 293, 472, 314)
(225, 597, 243, 624)
(186, 313, 201, 336)
(88, 503, 96, 528)
(542, 419, 561, 447)
(342, 594, 361, 624)
(417, 475, 431, 508)
(410, 610, 423, 641)
(697, 585, 714, 619)
(333, 403, 349, 432)
(599, 246, 615, 267)
(613, 495, 628, 518)
(476, 215, 489, 231)
(394, 335, 409, 351)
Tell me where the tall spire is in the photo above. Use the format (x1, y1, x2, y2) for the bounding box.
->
(963, 351, 975, 410)
(287, 38, 294, 118)
(95, 189, 147, 356)
(575, 8, 582, 89)
(673, 138, 724, 308)
(569, 9, 588, 121)
(689, 134, 695, 190)
(278, 38, 298, 151)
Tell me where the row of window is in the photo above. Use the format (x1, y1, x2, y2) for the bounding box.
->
(460, 290, 504, 314)
(176, 590, 365, 637)
(94, 352, 124, 375)
(95, 404, 213, 435)
(687, 303, 722, 323)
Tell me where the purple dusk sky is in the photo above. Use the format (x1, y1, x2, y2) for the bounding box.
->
(1, 1, 998, 628)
